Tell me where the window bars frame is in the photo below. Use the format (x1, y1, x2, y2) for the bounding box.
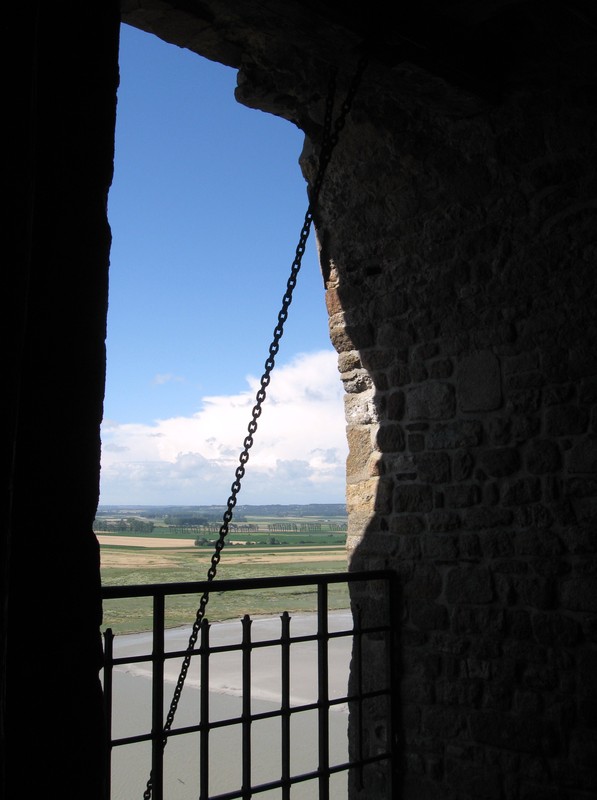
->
(102, 569, 399, 800)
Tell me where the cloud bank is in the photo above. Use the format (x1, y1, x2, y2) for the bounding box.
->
(100, 350, 348, 505)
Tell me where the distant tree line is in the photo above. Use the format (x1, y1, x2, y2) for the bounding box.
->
(97, 504, 346, 519)
(267, 522, 347, 532)
(93, 517, 155, 533)
(164, 514, 247, 527)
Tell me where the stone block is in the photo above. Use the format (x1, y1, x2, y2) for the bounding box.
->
(446, 565, 493, 604)
(428, 510, 461, 531)
(580, 377, 597, 403)
(505, 371, 544, 390)
(422, 706, 466, 738)
(408, 433, 425, 451)
(359, 347, 394, 372)
(532, 612, 580, 647)
(394, 483, 434, 512)
(407, 382, 456, 420)
(429, 358, 454, 378)
(423, 535, 458, 560)
(375, 422, 405, 452)
(504, 351, 540, 374)
(459, 533, 481, 559)
(457, 350, 502, 411)
(445, 758, 502, 800)
(517, 576, 555, 609)
(413, 342, 438, 360)
(569, 730, 597, 768)
(337, 349, 361, 373)
(560, 576, 597, 612)
(346, 478, 383, 514)
(453, 449, 474, 481)
(463, 506, 513, 529)
(481, 530, 515, 558)
(444, 483, 481, 508)
(324, 285, 343, 316)
(559, 522, 597, 554)
(545, 404, 589, 436)
(437, 678, 483, 706)
(451, 607, 505, 636)
(511, 413, 541, 442)
(502, 477, 542, 505)
(410, 361, 428, 382)
(376, 322, 414, 349)
(520, 663, 558, 692)
(494, 574, 517, 605)
(411, 601, 449, 631)
(513, 529, 562, 557)
(489, 416, 512, 445)
(400, 676, 435, 704)
(416, 452, 451, 483)
(493, 559, 529, 574)
(402, 776, 444, 800)
(505, 609, 532, 639)
(568, 434, 597, 473)
(429, 420, 483, 449)
(526, 439, 561, 474)
(479, 447, 521, 477)
(468, 711, 558, 755)
(387, 453, 416, 478)
(387, 389, 405, 420)
(329, 323, 355, 353)
(396, 535, 423, 558)
(402, 564, 443, 599)
(389, 514, 425, 535)
(346, 425, 372, 475)
(344, 390, 381, 425)
(341, 369, 375, 393)
(483, 481, 500, 505)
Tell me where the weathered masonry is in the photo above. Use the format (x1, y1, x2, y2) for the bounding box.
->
(3, 2, 596, 798)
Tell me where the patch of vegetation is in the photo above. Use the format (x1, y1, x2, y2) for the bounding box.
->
(98, 505, 350, 635)
(102, 558, 349, 634)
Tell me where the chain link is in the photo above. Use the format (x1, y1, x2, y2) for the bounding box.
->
(142, 53, 367, 800)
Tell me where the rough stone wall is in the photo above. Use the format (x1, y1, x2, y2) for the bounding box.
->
(303, 62, 597, 800)
(120, 4, 597, 797)
(7, 2, 594, 798)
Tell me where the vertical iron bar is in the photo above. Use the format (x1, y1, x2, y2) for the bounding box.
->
(199, 619, 210, 800)
(317, 582, 330, 800)
(151, 592, 165, 800)
(388, 572, 401, 798)
(280, 612, 291, 800)
(102, 628, 114, 800)
(241, 614, 252, 797)
(353, 607, 364, 791)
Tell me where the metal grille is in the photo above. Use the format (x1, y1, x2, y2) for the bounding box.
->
(101, 570, 398, 799)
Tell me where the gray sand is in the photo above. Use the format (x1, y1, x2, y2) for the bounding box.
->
(106, 611, 352, 799)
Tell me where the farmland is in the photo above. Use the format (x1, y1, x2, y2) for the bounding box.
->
(97, 504, 349, 633)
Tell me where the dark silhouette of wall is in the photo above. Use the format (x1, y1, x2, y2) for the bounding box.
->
(3, 2, 596, 798)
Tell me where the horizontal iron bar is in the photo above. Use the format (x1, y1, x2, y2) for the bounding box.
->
(203, 751, 393, 800)
(110, 686, 391, 748)
(101, 569, 394, 599)
(106, 625, 390, 666)
(107, 622, 392, 668)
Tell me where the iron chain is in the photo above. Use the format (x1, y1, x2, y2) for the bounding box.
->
(142, 52, 367, 800)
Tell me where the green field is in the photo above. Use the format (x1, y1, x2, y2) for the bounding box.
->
(100, 540, 349, 634)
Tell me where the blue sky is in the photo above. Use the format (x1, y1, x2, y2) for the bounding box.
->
(99, 24, 347, 506)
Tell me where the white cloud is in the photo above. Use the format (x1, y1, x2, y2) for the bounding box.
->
(99, 350, 348, 505)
